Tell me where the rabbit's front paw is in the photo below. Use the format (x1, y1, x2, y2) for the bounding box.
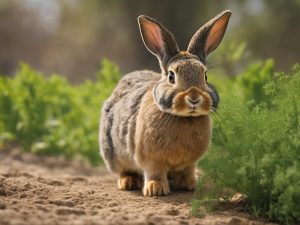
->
(143, 180, 170, 196)
(118, 175, 143, 190)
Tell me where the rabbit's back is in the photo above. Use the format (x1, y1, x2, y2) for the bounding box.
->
(99, 70, 160, 173)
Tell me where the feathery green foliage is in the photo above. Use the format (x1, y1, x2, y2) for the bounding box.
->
(194, 64, 300, 224)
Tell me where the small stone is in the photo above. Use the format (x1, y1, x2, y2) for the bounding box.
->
(56, 208, 85, 215)
(19, 193, 27, 198)
(0, 188, 6, 196)
(0, 203, 6, 209)
(227, 216, 246, 225)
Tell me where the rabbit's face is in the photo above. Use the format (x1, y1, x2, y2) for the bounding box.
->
(153, 55, 212, 117)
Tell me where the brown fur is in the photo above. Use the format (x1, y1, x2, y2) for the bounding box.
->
(99, 10, 231, 196)
(136, 91, 212, 169)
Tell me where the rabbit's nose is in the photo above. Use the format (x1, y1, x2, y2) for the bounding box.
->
(186, 97, 201, 105)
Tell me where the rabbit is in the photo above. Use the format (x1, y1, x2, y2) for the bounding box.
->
(99, 10, 231, 196)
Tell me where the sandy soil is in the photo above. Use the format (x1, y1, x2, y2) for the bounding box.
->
(0, 147, 277, 225)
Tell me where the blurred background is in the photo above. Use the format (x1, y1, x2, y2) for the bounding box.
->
(0, 0, 300, 82)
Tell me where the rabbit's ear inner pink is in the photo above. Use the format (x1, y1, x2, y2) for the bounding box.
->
(138, 15, 179, 71)
(187, 10, 232, 63)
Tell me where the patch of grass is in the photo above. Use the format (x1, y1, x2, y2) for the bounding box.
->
(0, 59, 120, 165)
(195, 64, 300, 225)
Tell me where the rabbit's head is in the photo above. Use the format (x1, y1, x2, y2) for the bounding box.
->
(138, 11, 231, 117)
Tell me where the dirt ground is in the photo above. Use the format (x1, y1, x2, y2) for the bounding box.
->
(0, 147, 278, 225)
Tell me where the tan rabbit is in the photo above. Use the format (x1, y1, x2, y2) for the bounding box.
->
(99, 10, 231, 196)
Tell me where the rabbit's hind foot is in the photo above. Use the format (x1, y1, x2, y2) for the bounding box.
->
(117, 172, 143, 190)
(168, 166, 196, 191)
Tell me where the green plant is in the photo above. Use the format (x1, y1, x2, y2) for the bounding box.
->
(0, 59, 121, 165)
(194, 64, 300, 224)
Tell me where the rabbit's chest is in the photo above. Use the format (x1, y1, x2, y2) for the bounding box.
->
(135, 92, 212, 167)
(156, 115, 211, 167)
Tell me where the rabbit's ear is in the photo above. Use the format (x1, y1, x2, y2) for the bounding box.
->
(187, 10, 231, 62)
(138, 15, 179, 70)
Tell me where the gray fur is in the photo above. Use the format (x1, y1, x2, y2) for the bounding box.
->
(99, 70, 160, 174)
(158, 91, 176, 109)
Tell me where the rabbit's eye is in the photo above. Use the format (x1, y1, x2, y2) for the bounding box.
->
(168, 71, 175, 84)
(205, 71, 208, 82)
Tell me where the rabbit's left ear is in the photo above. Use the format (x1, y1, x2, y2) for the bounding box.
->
(187, 10, 232, 63)
(138, 15, 180, 72)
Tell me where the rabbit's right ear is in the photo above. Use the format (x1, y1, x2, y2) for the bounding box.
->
(187, 10, 232, 63)
(138, 15, 179, 72)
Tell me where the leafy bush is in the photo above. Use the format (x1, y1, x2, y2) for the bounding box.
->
(207, 59, 275, 103)
(0, 59, 120, 165)
(236, 58, 274, 104)
(194, 64, 300, 224)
